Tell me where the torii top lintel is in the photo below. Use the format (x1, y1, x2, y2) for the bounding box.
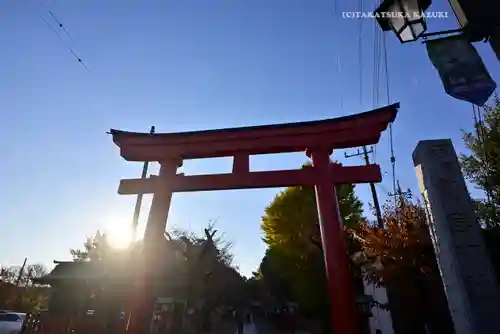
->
(110, 103, 399, 162)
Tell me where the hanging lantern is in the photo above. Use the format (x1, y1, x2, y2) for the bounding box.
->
(375, 0, 432, 43)
(426, 35, 497, 106)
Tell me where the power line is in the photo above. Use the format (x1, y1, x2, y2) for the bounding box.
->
(382, 28, 397, 206)
(382, 34, 391, 105)
(48, 10, 72, 38)
(372, 15, 381, 109)
(38, 14, 90, 72)
(333, 0, 338, 13)
(37, 0, 72, 38)
(388, 181, 412, 207)
(376, 183, 390, 197)
(370, 2, 395, 195)
(367, 1, 396, 210)
(36, 0, 88, 71)
(371, 10, 382, 164)
(348, 0, 385, 228)
(38, 0, 71, 37)
(358, 0, 364, 111)
(337, 55, 344, 116)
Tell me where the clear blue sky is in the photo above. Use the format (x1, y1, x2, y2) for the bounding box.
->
(1, 0, 499, 277)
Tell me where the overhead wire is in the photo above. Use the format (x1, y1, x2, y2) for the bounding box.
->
(331, 0, 343, 116)
(382, 31, 397, 205)
(38, 0, 71, 38)
(371, 3, 382, 163)
(372, 18, 380, 109)
(369, 0, 396, 207)
(376, 183, 390, 196)
(337, 55, 345, 116)
(36, 0, 88, 71)
(356, 0, 384, 228)
(38, 14, 90, 72)
(358, 0, 364, 111)
(48, 10, 72, 38)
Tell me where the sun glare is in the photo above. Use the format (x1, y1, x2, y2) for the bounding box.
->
(105, 218, 134, 249)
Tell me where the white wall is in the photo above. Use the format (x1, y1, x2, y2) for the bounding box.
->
(363, 280, 393, 334)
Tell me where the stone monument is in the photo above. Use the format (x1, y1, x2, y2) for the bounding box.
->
(413, 139, 500, 334)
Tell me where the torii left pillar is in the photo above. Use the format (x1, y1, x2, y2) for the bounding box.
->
(126, 159, 181, 334)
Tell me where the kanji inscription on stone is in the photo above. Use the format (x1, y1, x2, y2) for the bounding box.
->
(413, 139, 500, 334)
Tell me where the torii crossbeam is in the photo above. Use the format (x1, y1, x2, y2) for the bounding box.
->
(110, 103, 399, 334)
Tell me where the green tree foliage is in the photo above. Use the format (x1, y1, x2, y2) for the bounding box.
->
(458, 97, 500, 281)
(460, 96, 500, 227)
(259, 164, 364, 315)
(262, 183, 363, 250)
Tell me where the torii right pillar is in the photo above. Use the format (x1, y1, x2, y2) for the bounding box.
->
(413, 139, 500, 334)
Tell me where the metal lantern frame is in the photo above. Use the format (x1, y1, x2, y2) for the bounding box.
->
(375, 0, 432, 43)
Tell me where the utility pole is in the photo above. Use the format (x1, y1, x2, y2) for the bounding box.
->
(131, 126, 155, 238)
(388, 181, 412, 223)
(344, 146, 384, 228)
(387, 181, 411, 205)
(15, 257, 27, 286)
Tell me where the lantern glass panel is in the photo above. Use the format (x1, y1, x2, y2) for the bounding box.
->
(387, 2, 405, 31)
(399, 26, 413, 42)
(402, 0, 422, 20)
(412, 21, 425, 37)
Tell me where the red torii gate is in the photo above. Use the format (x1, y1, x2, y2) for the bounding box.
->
(110, 103, 399, 334)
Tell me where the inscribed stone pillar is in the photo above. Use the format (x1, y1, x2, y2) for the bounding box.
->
(412, 139, 500, 334)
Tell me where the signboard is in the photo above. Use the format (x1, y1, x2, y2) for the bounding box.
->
(426, 35, 496, 106)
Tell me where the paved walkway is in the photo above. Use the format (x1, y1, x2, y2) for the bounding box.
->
(236, 321, 311, 334)
(231, 322, 259, 334)
(231, 321, 305, 334)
